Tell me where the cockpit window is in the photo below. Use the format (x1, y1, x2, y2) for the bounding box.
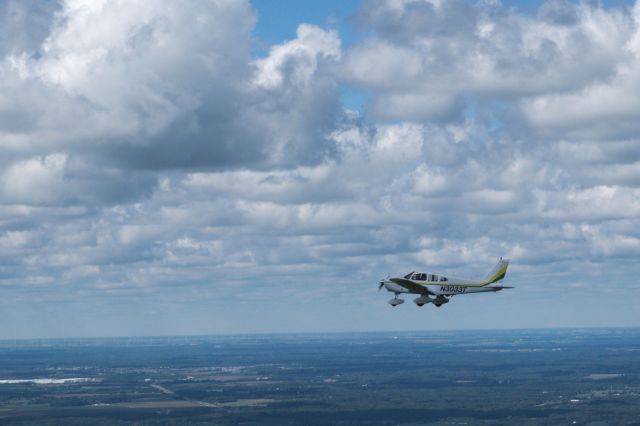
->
(407, 273, 448, 282)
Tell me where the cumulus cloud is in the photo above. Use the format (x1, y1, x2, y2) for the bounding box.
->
(250, 23, 343, 164)
(1, 0, 343, 175)
(1, 153, 68, 204)
(344, 0, 634, 123)
(522, 2, 640, 140)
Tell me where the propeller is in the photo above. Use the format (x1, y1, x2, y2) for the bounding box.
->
(378, 274, 390, 291)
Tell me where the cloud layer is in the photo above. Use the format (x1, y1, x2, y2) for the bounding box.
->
(1, 0, 640, 337)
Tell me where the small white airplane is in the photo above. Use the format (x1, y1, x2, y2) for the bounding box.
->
(379, 258, 511, 307)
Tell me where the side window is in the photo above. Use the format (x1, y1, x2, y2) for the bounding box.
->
(440, 277, 447, 282)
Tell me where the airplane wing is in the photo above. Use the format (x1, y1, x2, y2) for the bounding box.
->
(389, 278, 432, 295)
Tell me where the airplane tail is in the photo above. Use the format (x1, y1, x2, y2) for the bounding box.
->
(483, 258, 509, 285)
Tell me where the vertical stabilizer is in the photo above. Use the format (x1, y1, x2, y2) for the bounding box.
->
(483, 258, 509, 285)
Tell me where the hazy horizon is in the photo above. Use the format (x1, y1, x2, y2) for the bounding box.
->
(3, 325, 640, 343)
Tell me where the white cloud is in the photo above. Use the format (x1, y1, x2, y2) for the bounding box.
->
(249, 23, 343, 165)
(522, 3, 640, 139)
(345, 0, 634, 124)
(0, 0, 346, 174)
(1, 153, 68, 204)
(3, 0, 255, 146)
(253, 23, 341, 90)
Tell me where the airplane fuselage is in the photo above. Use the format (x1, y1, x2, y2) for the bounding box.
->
(383, 281, 504, 296)
(379, 259, 511, 307)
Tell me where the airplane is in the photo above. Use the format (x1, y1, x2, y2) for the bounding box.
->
(378, 258, 511, 307)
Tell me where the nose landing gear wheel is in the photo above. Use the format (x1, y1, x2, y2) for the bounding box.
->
(388, 294, 404, 306)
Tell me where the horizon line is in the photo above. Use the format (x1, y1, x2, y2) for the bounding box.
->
(2, 325, 638, 343)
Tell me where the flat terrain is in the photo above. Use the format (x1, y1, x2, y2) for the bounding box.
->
(1, 328, 639, 425)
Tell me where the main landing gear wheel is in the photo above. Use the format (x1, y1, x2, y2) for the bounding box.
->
(388, 294, 404, 307)
(413, 296, 432, 307)
(433, 296, 449, 307)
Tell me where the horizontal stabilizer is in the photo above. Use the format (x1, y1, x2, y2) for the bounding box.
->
(488, 285, 513, 291)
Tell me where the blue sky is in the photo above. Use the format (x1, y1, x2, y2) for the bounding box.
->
(252, 0, 366, 111)
(253, 0, 360, 46)
(1, 0, 640, 338)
